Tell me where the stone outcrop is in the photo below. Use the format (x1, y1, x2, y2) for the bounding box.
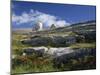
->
(22, 47, 48, 57)
(46, 47, 74, 57)
(53, 48, 96, 68)
(21, 46, 96, 69)
(21, 36, 76, 47)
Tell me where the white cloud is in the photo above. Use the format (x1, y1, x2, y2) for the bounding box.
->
(12, 9, 70, 28)
(55, 20, 69, 27)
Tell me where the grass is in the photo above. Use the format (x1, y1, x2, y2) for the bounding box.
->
(12, 31, 96, 74)
(12, 33, 32, 55)
(12, 33, 58, 74)
(70, 43, 96, 49)
(12, 55, 57, 74)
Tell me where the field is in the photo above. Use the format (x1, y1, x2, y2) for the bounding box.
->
(11, 1, 96, 74)
(12, 22, 96, 74)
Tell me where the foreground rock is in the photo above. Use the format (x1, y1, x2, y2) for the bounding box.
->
(53, 48, 96, 68)
(21, 47, 96, 68)
(21, 36, 76, 47)
(47, 47, 74, 57)
(22, 47, 74, 57)
(22, 47, 48, 57)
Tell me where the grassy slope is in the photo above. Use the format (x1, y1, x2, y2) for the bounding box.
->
(12, 21, 96, 74)
(12, 32, 96, 74)
(70, 43, 96, 49)
(12, 33, 57, 74)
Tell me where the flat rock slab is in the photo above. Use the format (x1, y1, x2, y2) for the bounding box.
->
(22, 47, 74, 58)
(47, 47, 74, 57)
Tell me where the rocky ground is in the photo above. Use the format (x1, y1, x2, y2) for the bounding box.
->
(12, 20, 96, 74)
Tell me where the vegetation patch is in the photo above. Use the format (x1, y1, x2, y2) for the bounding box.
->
(70, 43, 96, 49)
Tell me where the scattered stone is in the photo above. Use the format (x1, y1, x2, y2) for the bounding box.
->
(53, 48, 96, 68)
(22, 47, 48, 57)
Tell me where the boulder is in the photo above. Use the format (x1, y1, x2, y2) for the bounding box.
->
(53, 48, 96, 68)
(22, 48, 35, 56)
(21, 37, 52, 46)
(22, 47, 48, 57)
(47, 47, 74, 57)
(21, 36, 76, 47)
(65, 36, 76, 45)
(52, 36, 66, 47)
(21, 39, 32, 44)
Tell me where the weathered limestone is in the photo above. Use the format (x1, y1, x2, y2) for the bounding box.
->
(21, 36, 76, 47)
(47, 47, 74, 57)
(53, 48, 96, 68)
(22, 47, 74, 58)
(22, 47, 48, 57)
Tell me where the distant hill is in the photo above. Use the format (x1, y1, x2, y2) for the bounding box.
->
(13, 20, 96, 36)
(52, 20, 96, 32)
(21, 20, 96, 47)
(12, 28, 32, 34)
(32, 20, 96, 35)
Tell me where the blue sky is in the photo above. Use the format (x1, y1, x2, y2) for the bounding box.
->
(12, 1, 96, 29)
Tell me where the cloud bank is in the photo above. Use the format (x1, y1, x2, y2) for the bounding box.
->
(12, 9, 70, 28)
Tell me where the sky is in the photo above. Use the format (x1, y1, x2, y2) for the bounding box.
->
(12, 1, 96, 29)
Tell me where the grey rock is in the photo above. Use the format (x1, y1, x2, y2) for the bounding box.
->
(53, 48, 96, 68)
(22, 47, 48, 57)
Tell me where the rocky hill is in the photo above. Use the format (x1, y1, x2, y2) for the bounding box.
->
(21, 20, 96, 47)
(12, 20, 96, 74)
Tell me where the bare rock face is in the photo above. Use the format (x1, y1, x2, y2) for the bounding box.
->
(21, 37, 52, 46)
(21, 39, 32, 44)
(51, 36, 66, 47)
(22, 47, 74, 58)
(23, 48, 35, 55)
(21, 46, 95, 69)
(22, 47, 48, 57)
(47, 47, 74, 57)
(21, 36, 76, 47)
(65, 36, 76, 45)
(53, 48, 96, 68)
